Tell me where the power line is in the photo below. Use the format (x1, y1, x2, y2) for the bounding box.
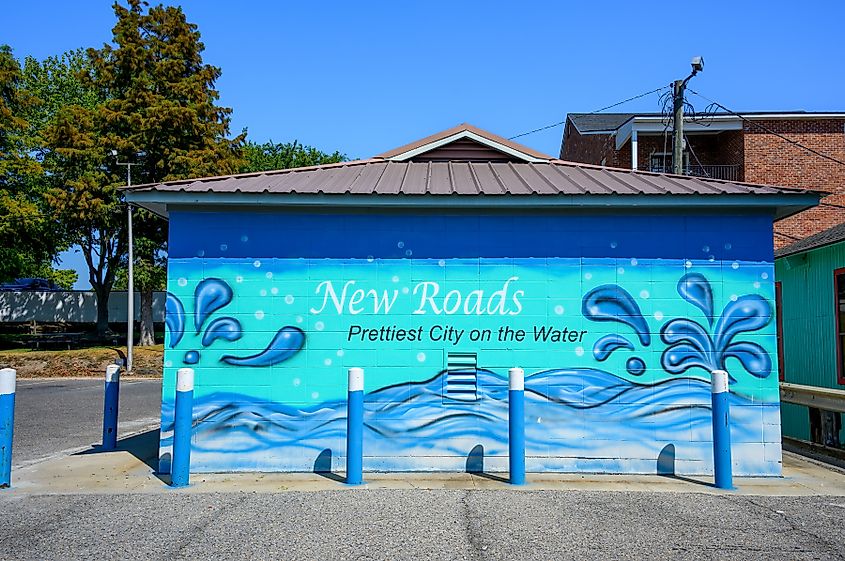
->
(687, 89, 845, 168)
(509, 86, 669, 140)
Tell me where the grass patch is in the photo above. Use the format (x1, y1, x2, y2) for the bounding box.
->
(0, 345, 163, 378)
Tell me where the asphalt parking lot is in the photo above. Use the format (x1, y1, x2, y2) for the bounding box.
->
(10, 378, 161, 466)
(1, 489, 844, 560)
(2, 378, 845, 560)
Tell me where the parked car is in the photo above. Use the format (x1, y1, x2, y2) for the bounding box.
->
(0, 278, 62, 291)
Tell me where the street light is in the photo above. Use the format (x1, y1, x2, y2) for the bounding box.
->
(113, 152, 141, 372)
(671, 56, 705, 175)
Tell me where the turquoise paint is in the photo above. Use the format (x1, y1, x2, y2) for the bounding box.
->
(775, 240, 845, 444)
(158, 212, 781, 475)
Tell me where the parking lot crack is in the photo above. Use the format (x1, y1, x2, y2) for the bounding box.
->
(460, 490, 486, 561)
(741, 496, 845, 560)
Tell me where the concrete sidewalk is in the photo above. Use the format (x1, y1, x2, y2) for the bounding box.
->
(5, 426, 845, 496)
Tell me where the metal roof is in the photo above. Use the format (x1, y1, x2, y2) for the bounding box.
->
(125, 158, 820, 197)
(775, 221, 845, 258)
(124, 124, 823, 220)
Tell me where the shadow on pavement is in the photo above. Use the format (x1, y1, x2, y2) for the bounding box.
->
(74, 428, 169, 484)
(657, 443, 712, 488)
(313, 448, 346, 483)
(466, 444, 510, 483)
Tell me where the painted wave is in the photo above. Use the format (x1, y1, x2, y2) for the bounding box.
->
(159, 368, 780, 476)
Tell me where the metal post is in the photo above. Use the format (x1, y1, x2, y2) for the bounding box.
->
(116, 156, 137, 372)
(102, 364, 121, 450)
(346, 367, 364, 485)
(170, 368, 194, 488)
(126, 205, 134, 371)
(672, 79, 685, 175)
(1, 368, 16, 488)
(508, 367, 526, 485)
(711, 369, 733, 489)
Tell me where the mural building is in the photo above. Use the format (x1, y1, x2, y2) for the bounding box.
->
(127, 125, 821, 477)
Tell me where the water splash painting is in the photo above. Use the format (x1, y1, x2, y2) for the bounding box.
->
(165, 278, 304, 367)
(221, 327, 305, 367)
(582, 285, 651, 345)
(661, 277, 772, 378)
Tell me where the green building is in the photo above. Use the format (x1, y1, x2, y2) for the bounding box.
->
(776, 222, 845, 450)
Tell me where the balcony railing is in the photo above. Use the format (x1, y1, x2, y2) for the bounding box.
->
(645, 164, 742, 182)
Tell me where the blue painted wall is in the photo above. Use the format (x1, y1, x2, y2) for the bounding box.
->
(161, 210, 781, 475)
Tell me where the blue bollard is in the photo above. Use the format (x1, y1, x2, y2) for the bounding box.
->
(1, 368, 16, 489)
(346, 367, 364, 485)
(509, 367, 526, 485)
(102, 364, 121, 450)
(711, 369, 733, 490)
(170, 367, 194, 488)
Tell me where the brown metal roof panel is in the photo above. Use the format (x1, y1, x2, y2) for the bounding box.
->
(659, 175, 717, 195)
(465, 163, 503, 194)
(180, 178, 225, 192)
(450, 162, 481, 195)
(603, 171, 667, 195)
(489, 163, 533, 194)
(623, 172, 685, 195)
(301, 165, 360, 194)
(426, 162, 453, 194)
(348, 162, 388, 194)
(231, 175, 279, 193)
(516, 164, 564, 195)
(269, 167, 333, 193)
(372, 162, 409, 195)
(557, 166, 619, 194)
(399, 162, 430, 195)
(540, 165, 587, 194)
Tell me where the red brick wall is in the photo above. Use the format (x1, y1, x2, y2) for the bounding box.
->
(560, 121, 622, 167)
(743, 119, 845, 247)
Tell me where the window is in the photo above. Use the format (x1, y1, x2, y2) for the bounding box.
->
(835, 268, 845, 385)
(775, 281, 784, 381)
(649, 152, 689, 174)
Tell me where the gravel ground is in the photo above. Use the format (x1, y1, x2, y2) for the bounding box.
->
(0, 490, 843, 561)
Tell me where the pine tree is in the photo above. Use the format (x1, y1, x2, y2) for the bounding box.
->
(46, 0, 244, 338)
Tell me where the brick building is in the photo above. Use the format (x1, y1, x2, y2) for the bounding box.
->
(560, 112, 845, 246)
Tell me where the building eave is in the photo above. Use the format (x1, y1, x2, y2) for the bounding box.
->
(125, 190, 820, 222)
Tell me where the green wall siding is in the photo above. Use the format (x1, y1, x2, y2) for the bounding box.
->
(775, 241, 845, 440)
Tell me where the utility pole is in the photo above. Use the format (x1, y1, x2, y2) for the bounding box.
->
(113, 151, 140, 372)
(672, 56, 704, 175)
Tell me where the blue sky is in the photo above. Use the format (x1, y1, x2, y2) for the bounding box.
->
(6, 1, 844, 288)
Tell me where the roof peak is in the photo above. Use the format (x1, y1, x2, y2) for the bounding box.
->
(374, 123, 553, 163)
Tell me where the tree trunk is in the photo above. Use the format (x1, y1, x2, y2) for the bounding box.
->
(139, 288, 155, 346)
(94, 284, 111, 337)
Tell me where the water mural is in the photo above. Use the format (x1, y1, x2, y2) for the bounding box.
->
(166, 277, 304, 369)
(160, 255, 780, 476)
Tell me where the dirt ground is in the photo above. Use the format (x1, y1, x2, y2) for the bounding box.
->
(0, 345, 163, 377)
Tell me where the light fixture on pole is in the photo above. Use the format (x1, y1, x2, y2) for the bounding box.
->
(112, 150, 140, 372)
(672, 56, 704, 175)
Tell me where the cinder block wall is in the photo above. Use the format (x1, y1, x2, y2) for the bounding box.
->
(158, 209, 781, 476)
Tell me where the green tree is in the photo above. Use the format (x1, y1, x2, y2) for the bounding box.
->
(240, 140, 345, 173)
(0, 45, 67, 283)
(45, 0, 245, 338)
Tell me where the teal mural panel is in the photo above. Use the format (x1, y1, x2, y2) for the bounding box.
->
(159, 212, 780, 475)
